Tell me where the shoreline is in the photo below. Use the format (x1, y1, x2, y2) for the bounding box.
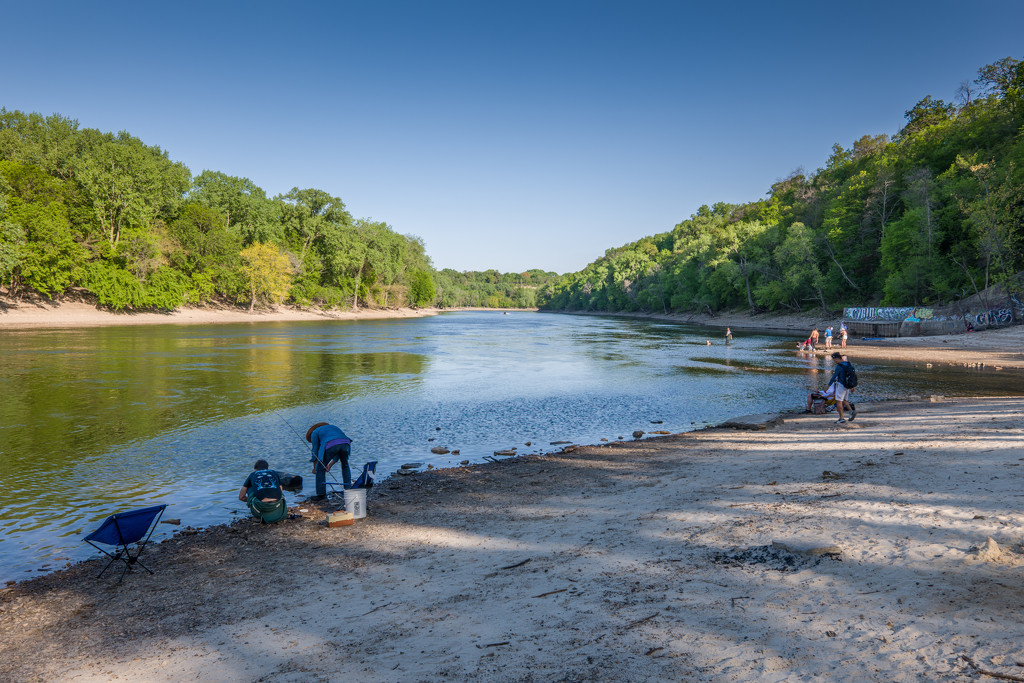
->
(0, 300, 443, 329)
(5, 299, 1022, 372)
(554, 308, 1024, 369)
(3, 396, 1024, 680)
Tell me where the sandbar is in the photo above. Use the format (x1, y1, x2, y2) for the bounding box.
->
(3, 397, 1024, 681)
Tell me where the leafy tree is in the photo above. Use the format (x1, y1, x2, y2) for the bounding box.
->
(239, 242, 292, 310)
(408, 269, 436, 306)
(189, 171, 279, 245)
(76, 132, 189, 247)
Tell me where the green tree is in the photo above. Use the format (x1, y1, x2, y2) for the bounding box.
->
(408, 269, 436, 306)
(239, 242, 292, 310)
(189, 171, 279, 245)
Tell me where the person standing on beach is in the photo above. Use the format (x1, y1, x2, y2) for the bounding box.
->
(307, 422, 352, 500)
(725, 327, 733, 345)
(840, 325, 848, 348)
(238, 459, 287, 524)
(809, 328, 820, 349)
(828, 351, 857, 423)
(824, 326, 833, 349)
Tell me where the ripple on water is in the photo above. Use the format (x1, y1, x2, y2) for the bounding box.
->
(2, 310, 1021, 582)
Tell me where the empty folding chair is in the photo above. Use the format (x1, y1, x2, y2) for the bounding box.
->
(350, 461, 377, 489)
(83, 504, 167, 582)
(326, 461, 377, 496)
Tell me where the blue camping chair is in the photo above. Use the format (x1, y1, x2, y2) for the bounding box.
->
(84, 504, 166, 582)
(326, 461, 377, 496)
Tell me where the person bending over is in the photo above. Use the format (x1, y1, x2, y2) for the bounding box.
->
(307, 422, 352, 500)
(238, 459, 287, 524)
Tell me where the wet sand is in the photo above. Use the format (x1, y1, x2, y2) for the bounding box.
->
(3, 397, 1024, 681)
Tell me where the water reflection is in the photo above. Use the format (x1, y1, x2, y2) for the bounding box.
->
(2, 311, 1022, 581)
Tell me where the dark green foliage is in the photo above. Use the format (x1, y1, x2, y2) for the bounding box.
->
(0, 109, 448, 311)
(542, 56, 1024, 314)
(408, 270, 436, 307)
(432, 269, 560, 308)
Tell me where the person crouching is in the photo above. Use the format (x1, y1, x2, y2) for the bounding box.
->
(238, 459, 287, 524)
(307, 422, 352, 500)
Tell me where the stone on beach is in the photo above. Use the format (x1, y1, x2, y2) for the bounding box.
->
(720, 413, 783, 430)
(772, 540, 844, 557)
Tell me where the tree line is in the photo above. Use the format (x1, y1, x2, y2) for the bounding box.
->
(433, 269, 559, 308)
(541, 57, 1024, 315)
(0, 112, 537, 311)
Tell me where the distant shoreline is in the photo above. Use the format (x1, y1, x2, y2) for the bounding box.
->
(551, 308, 1024, 370)
(0, 300, 443, 329)
(4, 300, 1023, 370)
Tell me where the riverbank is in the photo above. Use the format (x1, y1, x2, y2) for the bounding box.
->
(0, 300, 441, 329)
(3, 397, 1024, 681)
(557, 309, 1024, 370)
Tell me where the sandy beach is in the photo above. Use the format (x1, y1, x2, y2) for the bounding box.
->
(3, 396, 1024, 681)
(0, 300, 441, 329)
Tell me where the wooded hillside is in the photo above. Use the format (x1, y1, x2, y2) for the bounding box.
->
(541, 57, 1024, 315)
(0, 114, 548, 311)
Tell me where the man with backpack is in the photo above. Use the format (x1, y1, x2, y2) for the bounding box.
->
(238, 459, 287, 523)
(829, 352, 858, 423)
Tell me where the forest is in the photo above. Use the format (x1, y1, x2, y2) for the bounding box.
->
(3, 56, 1020, 316)
(541, 57, 1024, 315)
(0, 113, 547, 311)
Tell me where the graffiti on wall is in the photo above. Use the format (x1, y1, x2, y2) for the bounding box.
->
(845, 297, 1022, 328)
(843, 307, 914, 321)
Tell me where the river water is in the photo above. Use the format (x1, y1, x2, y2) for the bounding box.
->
(1, 310, 1021, 582)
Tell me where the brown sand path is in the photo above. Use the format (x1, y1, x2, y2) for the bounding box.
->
(3, 398, 1024, 681)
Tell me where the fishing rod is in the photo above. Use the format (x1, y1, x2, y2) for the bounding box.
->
(272, 410, 343, 491)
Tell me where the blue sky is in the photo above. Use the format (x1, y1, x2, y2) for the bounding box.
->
(3, 1, 1023, 273)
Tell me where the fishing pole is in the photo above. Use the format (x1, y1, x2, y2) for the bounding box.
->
(274, 409, 309, 449)
(272, 410, 343, 491)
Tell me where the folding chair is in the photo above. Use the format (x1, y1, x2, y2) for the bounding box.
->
(326, 461, 377, 497)
(83, 504, 166, 582)
(351, 461, 377, 489)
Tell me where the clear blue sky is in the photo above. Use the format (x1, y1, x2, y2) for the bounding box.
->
(3, 1, 1022, 273)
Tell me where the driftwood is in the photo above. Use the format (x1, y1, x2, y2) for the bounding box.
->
(500, 558, 531, 570)
(961, 656, 1024, 682)
(360, 602, 393, 617)
(620, 613, 659, 631)
(532, 588, 568, 598)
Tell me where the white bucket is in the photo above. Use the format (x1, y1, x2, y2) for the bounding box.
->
(343, 488, 367, 519)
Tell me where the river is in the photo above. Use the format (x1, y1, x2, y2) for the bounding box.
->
(1, 310, 1020, 582)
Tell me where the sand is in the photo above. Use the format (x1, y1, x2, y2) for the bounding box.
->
(3, 397, 1024, 681)
(0, 300, 440, 329)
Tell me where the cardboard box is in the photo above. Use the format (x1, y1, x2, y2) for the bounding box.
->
(327, 511, 354, 528)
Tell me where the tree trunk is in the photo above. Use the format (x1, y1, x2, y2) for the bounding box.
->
(739, 256, 755, 309)
(352, 261, 364, 310)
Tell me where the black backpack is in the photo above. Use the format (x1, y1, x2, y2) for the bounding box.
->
(839, 363, 858, 389)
